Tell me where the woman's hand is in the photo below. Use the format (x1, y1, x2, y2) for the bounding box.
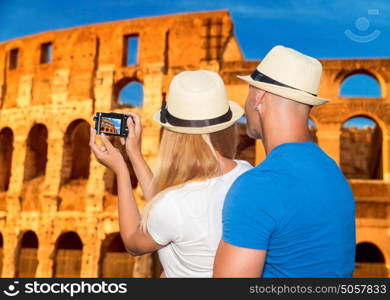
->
(120, 111, 143, 159)
(89, 127, 127, 174)
(118, 111, 155, 201)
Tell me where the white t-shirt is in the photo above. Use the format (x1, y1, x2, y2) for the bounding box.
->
(147, 159, 253, 277)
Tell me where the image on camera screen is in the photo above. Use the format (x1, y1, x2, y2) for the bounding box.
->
(100, 117, 122, 135)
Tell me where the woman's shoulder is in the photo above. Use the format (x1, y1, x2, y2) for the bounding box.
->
(234, 159, 254, 172)
(155, 182, 202, 203)
(216, 159, 253, 183)
(155, 160, 254, 199)
(155, 186, 186, 202)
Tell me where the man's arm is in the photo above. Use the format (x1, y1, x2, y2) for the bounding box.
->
(213, 240, 266, 277)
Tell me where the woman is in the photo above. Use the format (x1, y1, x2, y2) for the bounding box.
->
(89, 70, 253, 277)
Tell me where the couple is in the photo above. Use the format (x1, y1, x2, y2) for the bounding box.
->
(90, 45, 356, 278)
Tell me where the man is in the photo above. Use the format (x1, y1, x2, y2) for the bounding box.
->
(213, 45, 356, 278)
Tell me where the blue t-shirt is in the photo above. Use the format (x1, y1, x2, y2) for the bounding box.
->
(222, 141, 356, 278)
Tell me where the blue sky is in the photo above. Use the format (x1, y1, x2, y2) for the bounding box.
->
(343, 116, 376, 128)
(120, 82, 143, 107)
(1, 0, 388, 127)
(1, 0, 389, 59)
(340, 74, 381, 97)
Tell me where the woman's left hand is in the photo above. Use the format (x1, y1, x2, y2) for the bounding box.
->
(89, 127, 127, 174)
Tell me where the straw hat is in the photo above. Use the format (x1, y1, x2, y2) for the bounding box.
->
(237, 45, 329, 106)
(153, 70, 244, 134)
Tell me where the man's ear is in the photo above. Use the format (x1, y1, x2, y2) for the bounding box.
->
(254, 89, 266, 110)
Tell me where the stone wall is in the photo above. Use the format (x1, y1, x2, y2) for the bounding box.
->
(341, 126, 382, 179)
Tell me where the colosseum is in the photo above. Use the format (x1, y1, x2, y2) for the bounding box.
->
(0, 10, 389, 278)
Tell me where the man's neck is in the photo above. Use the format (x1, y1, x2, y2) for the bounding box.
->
(263, 130, 312, 155)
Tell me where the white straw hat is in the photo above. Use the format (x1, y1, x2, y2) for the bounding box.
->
(153, 70, 244, 134)
(237, 45, 329, 106)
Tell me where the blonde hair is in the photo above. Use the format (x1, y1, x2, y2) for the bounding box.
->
(140, 124, 238, 232)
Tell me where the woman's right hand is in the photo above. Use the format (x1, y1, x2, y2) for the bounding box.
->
(120, 111, 143, 159)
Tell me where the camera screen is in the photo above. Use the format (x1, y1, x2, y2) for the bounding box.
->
(100, 117, 122, 135)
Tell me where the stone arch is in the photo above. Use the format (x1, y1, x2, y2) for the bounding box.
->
(53, 231, 83, 278)
(340, 114, 383, 179)
(61, 119, 90, 185)
(51, 226, 87, 248)
(113, 78, 144, 108)
(340, 73, 381, 98)
(0, 127, 13, 193)
(21, 124, 48, 211)
(342, 110, 387, 132)
(99, 233, 135, 277)
(337, 69, 386, 98)
(356, 227, 390, 261)
(354, 242, 388, 278)
(23, 124, 48, 182)
(59, 119, 90, 211)
(15, 230, 38, 278)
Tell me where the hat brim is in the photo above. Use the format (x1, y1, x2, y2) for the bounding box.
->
(237, 75, 329, 106)
(152, 100, 244, 134)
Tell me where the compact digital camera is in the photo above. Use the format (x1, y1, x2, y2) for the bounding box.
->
(93, 112, 130, 137)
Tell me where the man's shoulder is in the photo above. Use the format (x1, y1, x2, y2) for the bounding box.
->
(228, 165, 279, 196)
(235, 160, 278, 182)
(223, 164, 284, 225)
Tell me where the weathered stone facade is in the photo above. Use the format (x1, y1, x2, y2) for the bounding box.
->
(0, 10, 389, 277)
